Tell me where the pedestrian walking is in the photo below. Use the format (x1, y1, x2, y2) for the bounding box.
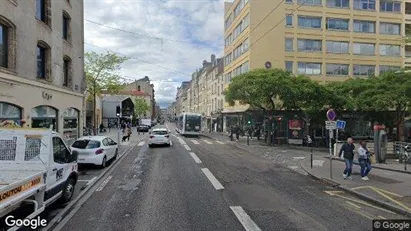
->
(338, 137, 356, 180)
(122, 126, 132, 142)
(358, 140, 372, 180)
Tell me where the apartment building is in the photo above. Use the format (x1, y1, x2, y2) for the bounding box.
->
(222, 0, 408, 130)
(0, 0, 85, 141)
(208, 57, 224, 132)
(123, 76, 156, 120)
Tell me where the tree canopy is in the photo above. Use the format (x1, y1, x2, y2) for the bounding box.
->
(224, 69, 411, 127)
(134, 98, 150, 118)
(85, 51, 129, 100)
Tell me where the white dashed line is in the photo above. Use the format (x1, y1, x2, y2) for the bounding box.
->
(137, 141, 145, 146)
(216, 141, 224, 144)
(189, 152, 202, 164)
(96, 175, 113, 192)
(191, 140, 200, 144)
(230, 206, 261, 231)
(170, 141, 173, 146)
(203, 140, 213, 144)
(201, 168, 224, 190)
(86, 176, 97, 186)
(183, 144, 191, 151)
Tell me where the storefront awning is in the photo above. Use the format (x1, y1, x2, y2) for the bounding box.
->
(222, 105, 249, 114)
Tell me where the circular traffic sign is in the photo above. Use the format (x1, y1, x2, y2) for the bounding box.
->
(326, 109, 336, 121)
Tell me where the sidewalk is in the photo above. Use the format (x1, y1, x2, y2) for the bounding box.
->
(300, 157, 411, 217)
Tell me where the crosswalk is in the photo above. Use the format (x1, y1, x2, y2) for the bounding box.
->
(189, 139, 224, 145)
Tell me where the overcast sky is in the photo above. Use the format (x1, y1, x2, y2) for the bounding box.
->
(84, 0, 226, 108)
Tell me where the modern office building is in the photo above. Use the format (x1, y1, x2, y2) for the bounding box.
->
(0, 0, 85, 142)
(222, 0, 408, 127)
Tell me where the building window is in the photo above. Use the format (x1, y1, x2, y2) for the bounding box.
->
(354, 0, 376, 10)
(298, 0, 321, 6)
(0, 23, 8, 68)
(353, 43, 375, 55)
(379, 65, 400, 74)
(326, 18, 349, 31)
(62, 12, 71, 41)
(297, 62, 322, 75)
(36, 0, 45, 21)
(285, 38, 293, 51)
(380, 22, 400, 35)
(298, 16, 322, 29)
(380, 44, 401, 56)
(286, 0, 293, 3)
(326, 41, 349, 53)
(353, 65, 375, 77)
(353, 20, 375, 33)
(285, 61, 293, 72)
(326, 64, 349, 75)
(286, 15, 293, 26)
(327, 0, 349, 8)
(138, 85, 141, 91)
(63, 57, 71, 87)
(36, 42, 50, 80)
(297, 39, 322, 52)
(380, 1, 401, 13)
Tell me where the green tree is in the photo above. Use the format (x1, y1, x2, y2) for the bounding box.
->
(134, 98, 150, 119)
(85, 51, 129, 133)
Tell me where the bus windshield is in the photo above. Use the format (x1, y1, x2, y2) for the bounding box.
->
(185, 115, 201, 132)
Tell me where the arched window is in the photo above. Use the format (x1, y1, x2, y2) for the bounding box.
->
(0, 102, 22, 128)
(31, 105, 58, 131)
(37, 41, 51, 81)
(0, 16, 16, 71)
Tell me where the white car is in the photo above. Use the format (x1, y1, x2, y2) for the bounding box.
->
(71, 136, 118, 168)
(148, 128, 171, 147)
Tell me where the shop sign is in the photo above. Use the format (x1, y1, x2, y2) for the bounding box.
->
(42, 92, 52, 100)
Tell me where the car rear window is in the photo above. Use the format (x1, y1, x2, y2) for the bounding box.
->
(72, 140, 101, 149)
(152, 130, 168, 135)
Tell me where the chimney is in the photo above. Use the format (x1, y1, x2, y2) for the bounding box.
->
(202, 60, 207, 67)
(211, 54, 216, 63)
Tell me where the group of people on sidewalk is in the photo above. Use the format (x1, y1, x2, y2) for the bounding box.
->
(339, 137, 372, 181)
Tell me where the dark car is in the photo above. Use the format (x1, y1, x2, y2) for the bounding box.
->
(137, 125, 150, 132)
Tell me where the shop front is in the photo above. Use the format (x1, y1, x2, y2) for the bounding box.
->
(0, 102, 23, 128)
(62, 108, 79, 145)
(31, 106, 58, 131)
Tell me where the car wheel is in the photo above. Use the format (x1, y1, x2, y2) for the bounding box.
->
(59, 178, 76, 204)
(114, 149, 119, 160)
(101, 156, 107, 168)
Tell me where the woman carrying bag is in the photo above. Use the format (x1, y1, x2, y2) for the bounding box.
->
(358, 140, 372, 181)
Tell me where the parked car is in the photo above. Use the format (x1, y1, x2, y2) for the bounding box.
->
(71, 136, 118, 168)
(148, 128, 171, 147)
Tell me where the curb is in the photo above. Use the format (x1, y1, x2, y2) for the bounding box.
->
(299, 161, 411, 218)
(328, 157, 411, 175)
(43, 140, 140, 231)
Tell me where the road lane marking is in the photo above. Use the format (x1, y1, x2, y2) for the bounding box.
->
(183, 144, 191, 151)
(216, 141, 224, 144)
(378, 215, 386, 219)
(96, 175, 113, 192)
(137, 141, 145, 146)
(203, 140, 213, 144)
(346, 201, 361, 209)
(288, 166, 298, 170)
(324, 191, 395, 214)
(293, 157, 306, 160)
(170, 141, 173, 146)
(230, 206, 261, 231)
(347, 206, 374, 220)
(189, 152, 202, 164)
(86, 176, 98, 186)
(201, 168, 224, 190)
(77, 180, 89, 182)
(191, 140, 200, 144)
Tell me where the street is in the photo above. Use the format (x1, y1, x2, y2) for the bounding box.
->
(50, 123, 406, 231)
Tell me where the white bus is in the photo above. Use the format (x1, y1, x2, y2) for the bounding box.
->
(176, 112, 202, 136)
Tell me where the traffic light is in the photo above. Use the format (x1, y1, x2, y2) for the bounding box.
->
(247, 120, 251, 124)
(116, 105, 120, 117)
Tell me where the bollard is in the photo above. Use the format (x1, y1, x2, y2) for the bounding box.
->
(247, 135, 250, 145)
(311, 149, 313, 169)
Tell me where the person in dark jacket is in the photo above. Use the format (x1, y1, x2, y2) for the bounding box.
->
(338, 137, 356, 180)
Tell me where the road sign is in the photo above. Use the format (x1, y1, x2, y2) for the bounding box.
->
(325, 120, 337, 130)
(326, 109, 336, 121)
(329, 129, 334, 138)
(336, 120, 346, 129)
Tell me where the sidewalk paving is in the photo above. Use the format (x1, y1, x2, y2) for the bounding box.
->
(300, 156, 411, 217)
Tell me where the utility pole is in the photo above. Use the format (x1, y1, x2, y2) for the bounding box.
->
(93, 78, 97, 135)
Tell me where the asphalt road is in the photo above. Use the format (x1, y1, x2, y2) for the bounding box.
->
(56, 123, 405, 231)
